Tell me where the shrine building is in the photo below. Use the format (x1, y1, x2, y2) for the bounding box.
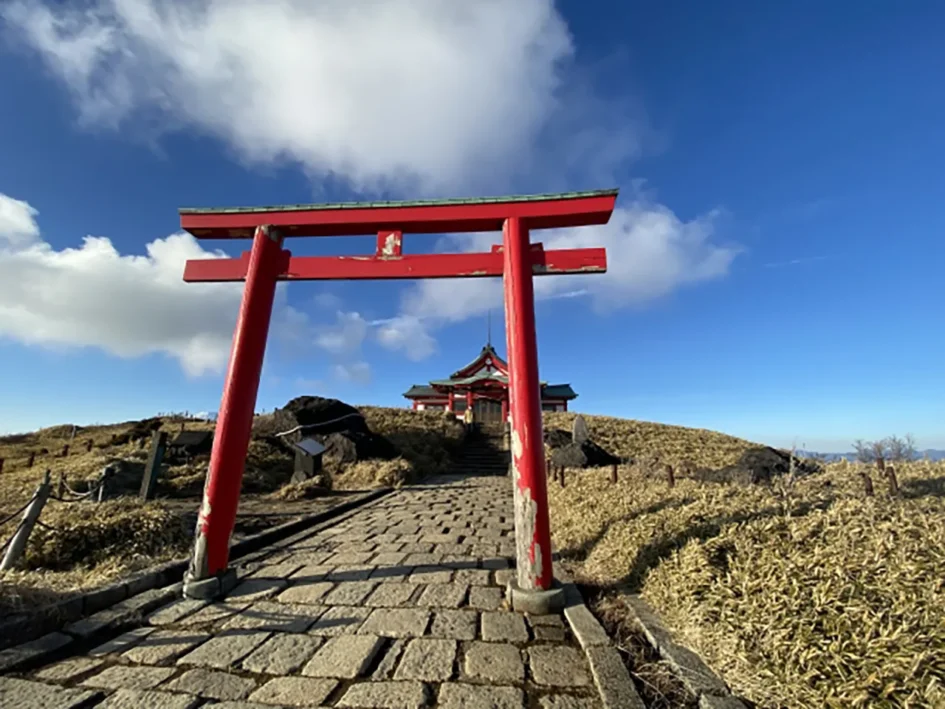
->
(403, 343, 577, 424)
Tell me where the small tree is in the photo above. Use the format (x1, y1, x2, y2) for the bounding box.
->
(852, 434, 919, 464)
(853, 439, 874, 463)
(884, 434, 918, 462)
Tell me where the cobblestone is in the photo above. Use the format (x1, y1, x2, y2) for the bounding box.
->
(89, 627, 155, 657)
(148, 599, 208, 626)
(176, 629, 270, 669)
(463, 641, 524, 683)
(358, 608, 431, 638)
(437, 683, 524, 709)
(82, 665, 176, 691)
(481, 611, 529, 643)
(365, 582, 419, 607)
(322, 581, 377, 605)
(95, 688, 202, 709)
(122, 629, 211, 665)
(248, 677, 337, 706)
(162, 668, 257, 700)
(394, 638, 456, 681)
(276, 581, 335, 605)
(309, 605, 372, 636)
(241, 633, 323, 675)
(302, 634, 384, 678)
(529, 646, 592, 687)
(429, 610, 479, 640)
(221, 601, 324, 633)
(416, 583, 468, 608)
(337, 680, 428, 709)
(0, 678, 101, 709)
(35, 657, 104, 682)
(467, 586, 504, 610)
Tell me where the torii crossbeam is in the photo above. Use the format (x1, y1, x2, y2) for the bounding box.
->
(179, 189, 618, 610)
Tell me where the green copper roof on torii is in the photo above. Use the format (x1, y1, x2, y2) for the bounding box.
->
(178, 188, 620, 215)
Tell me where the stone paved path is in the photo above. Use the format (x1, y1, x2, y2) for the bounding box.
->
(6, 474, 602, 708)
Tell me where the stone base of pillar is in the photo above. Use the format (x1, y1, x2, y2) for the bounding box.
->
(182, 567, 239, 601)
(505, 579, 566, 615)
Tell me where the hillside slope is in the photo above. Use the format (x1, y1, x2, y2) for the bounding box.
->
(543, 413, 945, 708)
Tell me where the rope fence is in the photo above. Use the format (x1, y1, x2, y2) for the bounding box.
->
(0, 465, 115, 571)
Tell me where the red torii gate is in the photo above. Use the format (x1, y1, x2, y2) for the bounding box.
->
(179, 189, 618, 611)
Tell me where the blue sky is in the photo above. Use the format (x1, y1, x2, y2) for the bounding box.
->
(1, 1, 943, 452)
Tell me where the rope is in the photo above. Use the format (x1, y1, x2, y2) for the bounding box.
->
(275, 412, 364, 438)
(0, 496, 35, 528)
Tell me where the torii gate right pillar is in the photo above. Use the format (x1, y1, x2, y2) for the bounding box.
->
(503, 216, 561, 612)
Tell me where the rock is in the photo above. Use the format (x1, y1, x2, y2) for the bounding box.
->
(320, 430, 398, 464)
(544, 429, 572, 448)
(550, 444, 587, 470)
(545, 428, 620, 469)
(695, 446, 821, 486)
(282, 396, 369, 434)
(572, 415, 589, 445)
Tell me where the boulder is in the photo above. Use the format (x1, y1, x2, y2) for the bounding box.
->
(572, 415, 590, 445)
(550, 443, 587, 470)
(695, 446, 821, 486)
(282, 396, 369, 434)
(544, 427, 620, 468)
(320, 430, 399, 465)
(544, 429, 573, 448)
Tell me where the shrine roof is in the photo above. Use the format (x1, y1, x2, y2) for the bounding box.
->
(430, 371, 509, 387)
(403, 385, 440, 398)
(451, 343, 507, 378)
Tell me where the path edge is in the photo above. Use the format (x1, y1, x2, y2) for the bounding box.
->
(0, 487, 391, 671)
(558, 574, 748, 709)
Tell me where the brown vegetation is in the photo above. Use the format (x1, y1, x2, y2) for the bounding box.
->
(543, 413, 945, 708)
(0, 406, 462, 612)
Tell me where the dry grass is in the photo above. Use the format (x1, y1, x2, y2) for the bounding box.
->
(359, 406, 464, 479)
(0, 407, 461, 608)
(546, 415, 945, 709)
(543, 411, 753, 468)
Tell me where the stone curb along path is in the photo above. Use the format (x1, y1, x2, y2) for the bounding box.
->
(618, 595, 747, 709)
(0, 489, 390, 668)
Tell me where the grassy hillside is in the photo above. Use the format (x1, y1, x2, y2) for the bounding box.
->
(0, 407, 463, 613)
(544, 414, 945, 708)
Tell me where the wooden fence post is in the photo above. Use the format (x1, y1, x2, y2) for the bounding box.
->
(0, 458, 4, 475)
(27, 452, 35, 468)
(0, 470, 52, 571)
(140, 431, 168, 501)
(60, 444, 69, 458)
(86, 439, 94, 452)
(611, 463, 618, 484)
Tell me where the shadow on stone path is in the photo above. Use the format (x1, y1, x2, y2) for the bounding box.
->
(4, 473, 602, 708)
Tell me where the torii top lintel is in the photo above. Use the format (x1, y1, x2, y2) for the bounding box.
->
(179, 188, 619, 239)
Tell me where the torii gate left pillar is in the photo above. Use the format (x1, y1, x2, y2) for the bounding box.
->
(178, 190, 618, 609)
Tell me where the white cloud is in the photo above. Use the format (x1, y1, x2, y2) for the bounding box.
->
(374, 315, 438, 362)
(375, 196, 740, 355)
(0, 193, 242, 376)
(0, 194, 41, 248)
(314, 311, 368, 356)
(333, 361, 371, 385)
(0, 0, 600, 194)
